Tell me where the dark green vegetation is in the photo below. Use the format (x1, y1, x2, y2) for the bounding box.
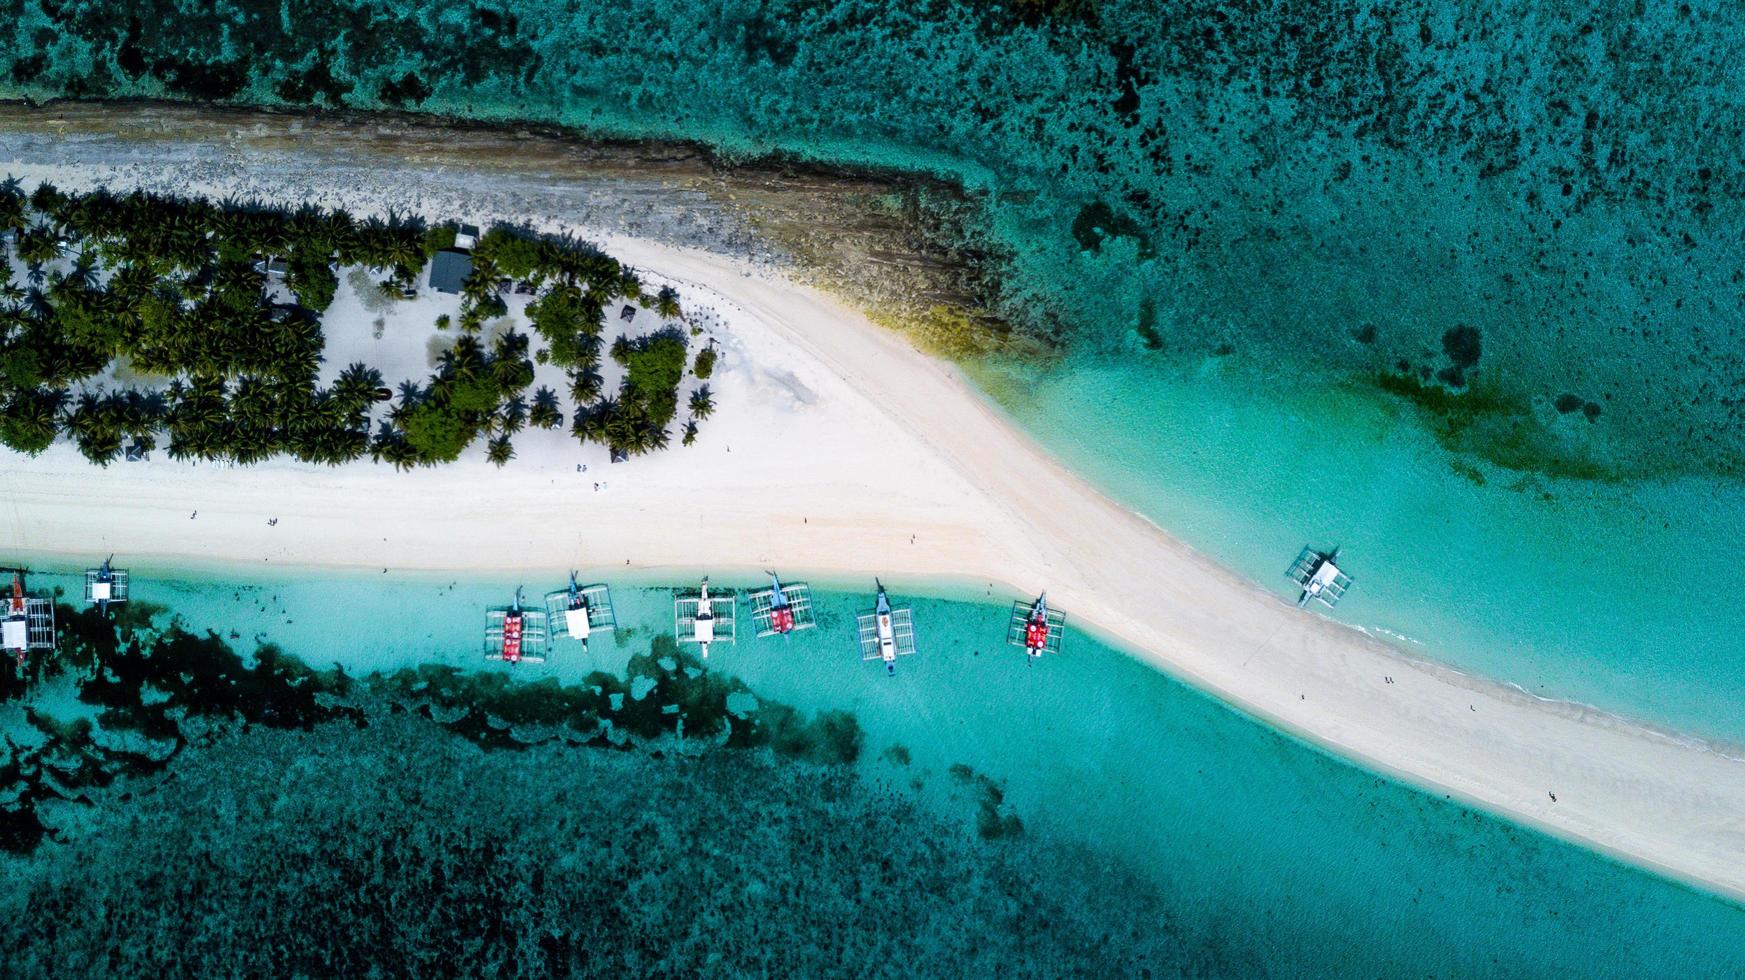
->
(571, 331, 690, 455)
(0, 181, 398, 465)
(0, 714, 1180, 976)
(5, 0, 1740, 479)
(0, 599, 361, 852)
(1373, 371, 1619, 483)
(0, 182, 708, 467)
(0, 599, 860, 854)
(949, 762, 1026, 840)
(691, 343, 716, 380)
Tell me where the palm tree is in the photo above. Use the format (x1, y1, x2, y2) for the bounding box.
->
(28, 182, 65, 221)
(174, 375, 231, 430)
(384, 226, 426, 279)
(692, 343, 717, 380)
(0, 178, 26, 234)
(0, 386, 64, 454)
(654, 285, 681, 319)
(689, 386, 714, 420)
(486, 435, 515, 468)
(113, 388, 163, 437)
(616, 268, 643, 304)
(66, 251, 100, 291)
(491, 354, 533, 395)
(326, 211, 362, 265)
(571, 397, 614, 445)
(497, 395, 527, 435)
(530, 386, 563, 430)
(461, 255, 506, 307)
(444, 335, 486, 379)
(15, 223, 60, 266)
(682, 418, 698, 446)
(333, 362, 384, 412)
(108, 264, 157, 304)
(568, 367, 603, 405)
(62, 390, 104, 437)
(64, 390, 124, 466)
(164, 213, 214, 270)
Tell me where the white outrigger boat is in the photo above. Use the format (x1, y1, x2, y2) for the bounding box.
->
(675, 577, 736, 659)
(544, 572, 615, 651)
(84, 555, 129, 617)
(1286, 546, 1353, 608)
(2, 570, 55, 670)
(856, 579, 916, 675)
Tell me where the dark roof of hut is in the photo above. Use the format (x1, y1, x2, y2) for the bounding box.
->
(429, 249, 474, 294)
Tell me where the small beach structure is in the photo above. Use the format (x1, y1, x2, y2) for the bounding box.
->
(485, 587, 549, 664)
(544, 572, 616, 651)
(1286, 546, 1353, 608)
(675, 577, 736, 659)
(749, 572, 816, 638)
(1007, 592, 1066, 661)
(857, 580, 917, 676)
(454, 223, 482, 251)
(84, 556, 129, 617)
(429, 249, 474, 294)
(3, 570, 55, 669)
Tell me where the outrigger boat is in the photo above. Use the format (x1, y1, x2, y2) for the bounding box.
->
(856, 579, 916, 676)
(544, 572, 615, 651)
(84, 555, 129, 617)
(750, 571, 816, 638)
(1286, 546, 1352, 608)
(675, 577, 736, 659)
(1006, 592, 1066, 662)
(2, 571, 55, 670)
(485, 587, 550, 664)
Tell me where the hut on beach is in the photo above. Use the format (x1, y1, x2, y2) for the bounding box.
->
(429, 249, 474, 294)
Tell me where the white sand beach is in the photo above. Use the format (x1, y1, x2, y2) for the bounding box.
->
(3, 141, 1745, 903)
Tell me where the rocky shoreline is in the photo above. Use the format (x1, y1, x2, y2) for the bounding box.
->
(0, 99, 1020, 357)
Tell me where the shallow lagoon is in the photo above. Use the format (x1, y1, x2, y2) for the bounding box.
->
(972, 353, 1745, 745)
(3, 561, 1741, 974)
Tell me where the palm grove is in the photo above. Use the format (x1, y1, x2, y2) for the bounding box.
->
(0, 181, 711, 468)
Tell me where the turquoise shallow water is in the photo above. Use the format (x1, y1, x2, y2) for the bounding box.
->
(971, 353, 1745, 744)
(4, 0, 1745, 964)
(5, 0, 1743, 744)
(3, 560, 1742, 974)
